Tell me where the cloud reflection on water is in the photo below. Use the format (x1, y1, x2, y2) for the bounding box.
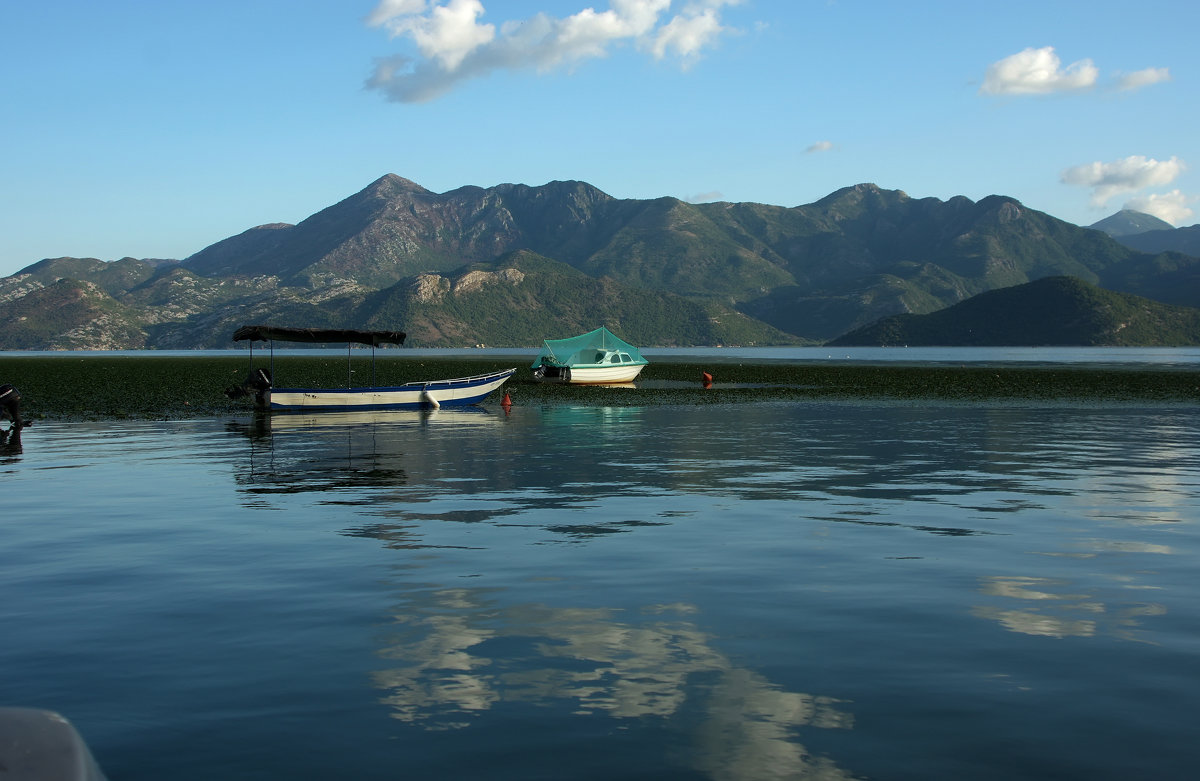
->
(372, 590, 857, 780)
(973, 575, 1167, 641)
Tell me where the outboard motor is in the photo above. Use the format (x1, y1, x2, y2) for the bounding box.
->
(225, 368, 272, 397)
(247, 367, 272, 394)
(224, 368, 272, 407)
(0, 384, 21, 430)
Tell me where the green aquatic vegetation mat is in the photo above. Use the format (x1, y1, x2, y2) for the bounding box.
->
(1, 354, 1197, 420)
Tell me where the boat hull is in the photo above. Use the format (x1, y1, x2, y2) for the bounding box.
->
(267, 368, 515, 411)
(535, 364, 646, 384)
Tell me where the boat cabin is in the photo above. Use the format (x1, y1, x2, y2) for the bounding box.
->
(592, 350, 638, 366)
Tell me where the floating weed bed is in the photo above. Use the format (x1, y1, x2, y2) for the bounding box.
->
(1, 354, 1197, 421)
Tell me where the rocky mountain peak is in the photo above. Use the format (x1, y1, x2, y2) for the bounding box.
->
(812, 183, 910, 212)
(1089, 209, 1174, 237)
(367, 173, 431, 196)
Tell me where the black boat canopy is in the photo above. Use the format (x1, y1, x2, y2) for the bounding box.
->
(232, 325, 406, 347)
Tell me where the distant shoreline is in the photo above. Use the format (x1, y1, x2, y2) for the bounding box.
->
(1, 355, 1197, 422)
(5, 344, 1200, 367)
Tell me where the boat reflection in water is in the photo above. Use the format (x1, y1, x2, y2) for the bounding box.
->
(0, 425, 20, 457)
(262, 408, 505, 431)
(228, 408, 505, 497)
(0, 383, 23, 456)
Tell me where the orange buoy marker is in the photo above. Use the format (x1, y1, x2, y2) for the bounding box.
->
(702, 371, 713, 388)
(501, 391, 513, 409)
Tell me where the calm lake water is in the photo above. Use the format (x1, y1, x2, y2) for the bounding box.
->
(3, 398, 1199, 780)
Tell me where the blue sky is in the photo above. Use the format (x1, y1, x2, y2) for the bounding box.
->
(2, 0, 1195, 277)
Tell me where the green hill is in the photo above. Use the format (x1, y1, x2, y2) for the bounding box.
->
(358, 251, 798, 348)
(1117, 226, 1200, 258)
(829, 276, 1200, 346)
(0, 278, 148, 349)
(134, 251, 801, 349)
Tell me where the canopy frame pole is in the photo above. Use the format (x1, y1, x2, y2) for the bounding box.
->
(347, 342, 352, 388)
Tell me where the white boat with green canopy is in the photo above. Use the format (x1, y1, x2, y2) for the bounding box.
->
(530, 327, 649, 384)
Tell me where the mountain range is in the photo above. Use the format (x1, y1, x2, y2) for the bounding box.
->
(3, 174, 1200, 349)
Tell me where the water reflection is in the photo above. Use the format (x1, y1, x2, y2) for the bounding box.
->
(973, 575, 1167, 641)
(224, 403, 1200, 551)
(8, 403, 1200, 780)
(223, 403, 1199, 662)
(372, 588, 857, 780)
(227, 409, 506, 497)
(0, 426, 21, 458)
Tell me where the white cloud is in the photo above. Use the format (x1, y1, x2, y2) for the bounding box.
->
(1123, 190, 1194, 226)
(376, 0, 495, 70)
(981, 47, 1172, 97)
(648, 8, 725, 65)
(980, 46, 1098, 95)
(366, 0, 743, 102)
(1114, 67, 1171, 92)
(805, 140, 833, 154)
(366, 0, 428, 28)
(1060, 155, 1185, 207)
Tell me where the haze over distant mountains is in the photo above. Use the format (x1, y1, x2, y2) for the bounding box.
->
(2, 175, 1200, 349)
(1091, 210, 1200, 258)
(1088, 210, 1176, 237)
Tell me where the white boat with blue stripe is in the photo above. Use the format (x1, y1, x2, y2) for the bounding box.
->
(267, 369, 515, 411)
(228, 325, 515, 412)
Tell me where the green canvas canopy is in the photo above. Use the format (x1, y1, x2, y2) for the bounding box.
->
(530, 327, 648, 369)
